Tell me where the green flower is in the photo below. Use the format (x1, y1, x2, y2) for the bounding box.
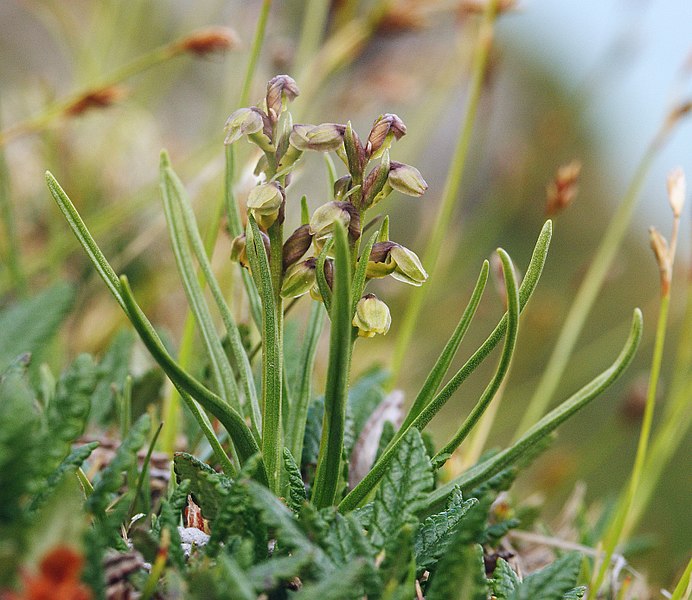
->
(352, 294, 391, 338)
(247, 183, 285, 230)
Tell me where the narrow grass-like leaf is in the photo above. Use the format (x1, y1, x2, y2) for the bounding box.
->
(400, 260, 489, 432)
(162, 153, 260, 432)
(340, 224, 549, 512)
(245, 215, 283, 493)
(315, 239, 334, 313)
(118, 276, 263, 477)
(311, 223, 353, 508)
(46, 172, 124, 308)
(351, 229, 380, 314)
(160, 152, 240, 412)
(434, 249, 519, 461)
(425, 309, 643, 512)
(47, 171, 240, 472)
(288, 301, 325, 460)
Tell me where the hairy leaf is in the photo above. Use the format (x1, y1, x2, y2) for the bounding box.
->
(283, 447, 307, 513)
(187, 555, 255, 600)
(513, 552, 583, 600)
(297, 559, 371, 600)
(0, 283, 74, 373)
(426, 542, 487, 600)
(414, 486, 478, 572)
(368, 428, 433, 550)
(174, 452, 232, 520)
(491, 558, 520, 599)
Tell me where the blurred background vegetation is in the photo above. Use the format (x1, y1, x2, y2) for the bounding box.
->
(0, 0, 689, 589)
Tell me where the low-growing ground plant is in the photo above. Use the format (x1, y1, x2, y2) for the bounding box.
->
(0, 72, 656, 599)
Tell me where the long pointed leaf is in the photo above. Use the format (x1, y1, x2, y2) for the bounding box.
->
(162, 153, 260, 434)
(311, 222, 353, 508)
(245, 215, 282, 493)
(425, 309, 643, 512)
(400, 259, 489, 432)
(434, 249, 519, 461)
(288, 301, 325, 460)
(159, 152, 240, 413)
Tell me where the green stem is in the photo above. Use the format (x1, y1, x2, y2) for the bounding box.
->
(294, 0, 331, 72)
(515, 143, 658, 436)
(239, 0, 273, 107)
(390, 0, 500, 386)
(0, 142, 26, 294)
(311, 223, 353, 508)
(670, 557, 692, 600)
(590, 292, 672, 593)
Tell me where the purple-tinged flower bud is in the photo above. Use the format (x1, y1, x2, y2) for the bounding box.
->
(333, 175, 353, 201)
(282, 224, 313, 271)
(247, 182, 285, 230)
(281, 258, 316, 299)
(362, 151, 391, 208)
(224, 107, 274, 152)
(290, 123, 346, 152)
(365, 241, 397, 279)
(344, 121, 366, 179)
(230, 232, 270, 270)
(388, 161, 428, 197)
(266, 75, 300, 119)
(309, 259, 334, 301)
(309, 201, 360, 250)
(352, 294, 391, 338)
(367, 113, 406, 158)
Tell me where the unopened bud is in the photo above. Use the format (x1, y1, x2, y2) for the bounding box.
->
(352, 294, 391, 338)
(334, 175, 353, 200)
(344, 121, 366, 179)
(290, 123, 345, 152)
(230, 232, 270, 270)
(225, 107, 273, 151)
(283, 224, 313, 270)
(367, 113, 406, 158)
(266, 75, 300, 118)
(247, 183, 285, 230)
(362, 151, 391, 208)
(281, 258, 316, 298)
(667, 167, 685, 218)
(649, 226, 671, 294)
(545, 160, 581, 216)
(176, 27, 239, 56)
(388, 161, 428, 196)
(309, 259, 334, 301)
(309, 201, 360, 249)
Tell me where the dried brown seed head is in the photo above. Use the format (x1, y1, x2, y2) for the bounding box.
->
(176, 26, 239, 56)
(545, 159, 581, 216)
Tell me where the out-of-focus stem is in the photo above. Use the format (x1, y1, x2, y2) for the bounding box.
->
(390, 0, 500, 386)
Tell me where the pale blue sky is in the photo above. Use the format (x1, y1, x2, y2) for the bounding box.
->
(507, 0, 691, 229)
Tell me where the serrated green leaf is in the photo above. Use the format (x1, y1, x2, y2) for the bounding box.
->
(414, 486, 478, 572)
(347, 367, 388, 440)
(512, 552, 582, 600)
(297, 558, 371, 600)
(247, 553, 315, 592)
(491, 558, 520, 599)
(283, 447, 307, 513)
(380, 523, 416, 599)
(42, 354, 96, 476)
(157, 480, 190, 571)
(174, 452, 232, 519)
(0, 282, 74, 373)
(29, 441, 99, 513)
(0, 368, 41, 524)
(562, 586, 586, 599)
(87, 414, 151, 516)
(187, 554, 255, 600)
(426, 542, 487, 600)
(369, 428, 433, 550)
